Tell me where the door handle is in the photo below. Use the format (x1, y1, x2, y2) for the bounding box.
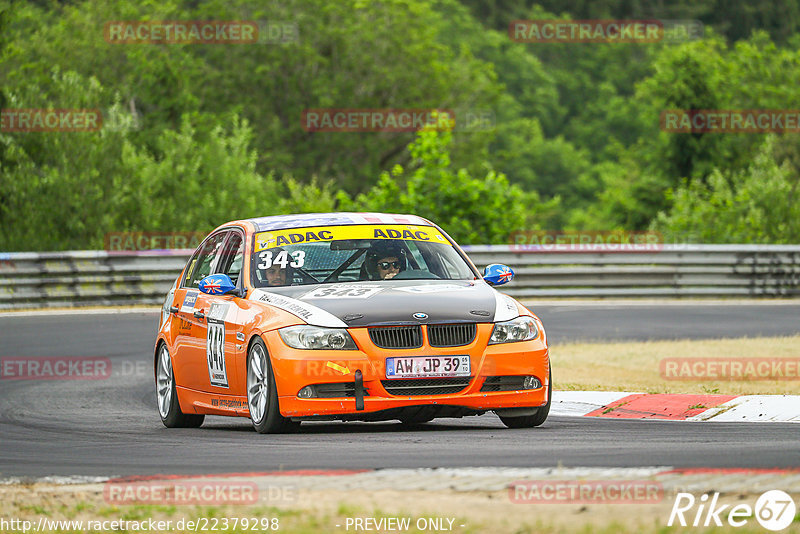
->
(193, 309, 205, 319)
(169, 306, 179, 313)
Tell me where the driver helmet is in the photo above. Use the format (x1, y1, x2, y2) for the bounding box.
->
(364, 242, 407, 280)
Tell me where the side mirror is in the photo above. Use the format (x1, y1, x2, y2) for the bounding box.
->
(199, 274, 241, 296)
(483, 264, 514, 286)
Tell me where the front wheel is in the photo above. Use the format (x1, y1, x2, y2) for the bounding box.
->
(156, 343, 204, 428)
(246, 338, 299, 434)
(498, 369, 551, 429)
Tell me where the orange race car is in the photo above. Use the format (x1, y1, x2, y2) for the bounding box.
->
(154, 213, 550, 433)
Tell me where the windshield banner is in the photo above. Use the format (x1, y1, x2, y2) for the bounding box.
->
(254, 225, 449, 252)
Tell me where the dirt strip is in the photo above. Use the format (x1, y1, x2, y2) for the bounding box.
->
(1, 469, 798, 533)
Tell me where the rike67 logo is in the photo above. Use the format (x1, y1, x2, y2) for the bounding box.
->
(669, 490, 797, 531)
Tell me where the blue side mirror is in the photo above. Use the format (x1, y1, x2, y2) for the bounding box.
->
(199, 274, 238, 295)
(483, 264, 514, 286)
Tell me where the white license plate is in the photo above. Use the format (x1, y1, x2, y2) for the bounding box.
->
(385, 355, 470, 378)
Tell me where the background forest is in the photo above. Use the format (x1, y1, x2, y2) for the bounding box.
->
(2, 0, 800, 250)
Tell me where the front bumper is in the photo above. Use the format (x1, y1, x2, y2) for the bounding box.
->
(264, 324, 550, 419)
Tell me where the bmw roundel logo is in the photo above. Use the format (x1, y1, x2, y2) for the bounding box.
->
(412, 312, 428, 320)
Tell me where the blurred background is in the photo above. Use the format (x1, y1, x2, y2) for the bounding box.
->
(1, 0, 799, 250)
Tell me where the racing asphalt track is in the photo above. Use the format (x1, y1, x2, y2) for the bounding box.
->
(0, 303, 799, 478)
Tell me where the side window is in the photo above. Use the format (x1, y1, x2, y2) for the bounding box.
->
(182, 232, 227, 289)
(215, 232, 244, 286)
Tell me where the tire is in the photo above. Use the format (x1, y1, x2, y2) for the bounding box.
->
(156, 343, 204, 428)
(498, 369, 551, 429)
(246, 338, 299, 434)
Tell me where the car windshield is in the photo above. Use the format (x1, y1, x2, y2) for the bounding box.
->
(250, 224, 477, 288)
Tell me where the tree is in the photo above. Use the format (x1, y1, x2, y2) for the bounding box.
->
(0, 69, 138, 250)
(654, 136, 800, 243)
(344, 117, 550, 244)
(0, 0, 504, 193)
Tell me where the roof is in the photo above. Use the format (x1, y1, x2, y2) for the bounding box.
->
(246, 212, 433, 232)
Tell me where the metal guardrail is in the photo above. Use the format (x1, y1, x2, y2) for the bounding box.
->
(464, 245, 800, 298)
(0, 250, 190, 310)
(1, 245, 799, 309)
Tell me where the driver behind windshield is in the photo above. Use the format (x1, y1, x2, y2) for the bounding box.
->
(364, 243, 407, 280)
(259, 247, 295, 287)
(264, 262, 287, 286)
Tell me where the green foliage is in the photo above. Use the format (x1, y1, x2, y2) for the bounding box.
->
(0, 104, 346, 250)
(345, 121, 549, 244)
(0, 69, 137, 250)
(576, 29, 800, 231)
(112, 115, 278, 233)
(461, 0, 800, 45)
(1, 0, 799, 250)
(654, 136, 800, 243)
(0, 0, 502, 193)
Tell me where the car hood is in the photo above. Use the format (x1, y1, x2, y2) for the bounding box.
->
(249, 280, 520, 327)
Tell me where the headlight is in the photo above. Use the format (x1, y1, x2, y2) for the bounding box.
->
(278, 325, 357, 350)
(489, 316, 538, 344)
